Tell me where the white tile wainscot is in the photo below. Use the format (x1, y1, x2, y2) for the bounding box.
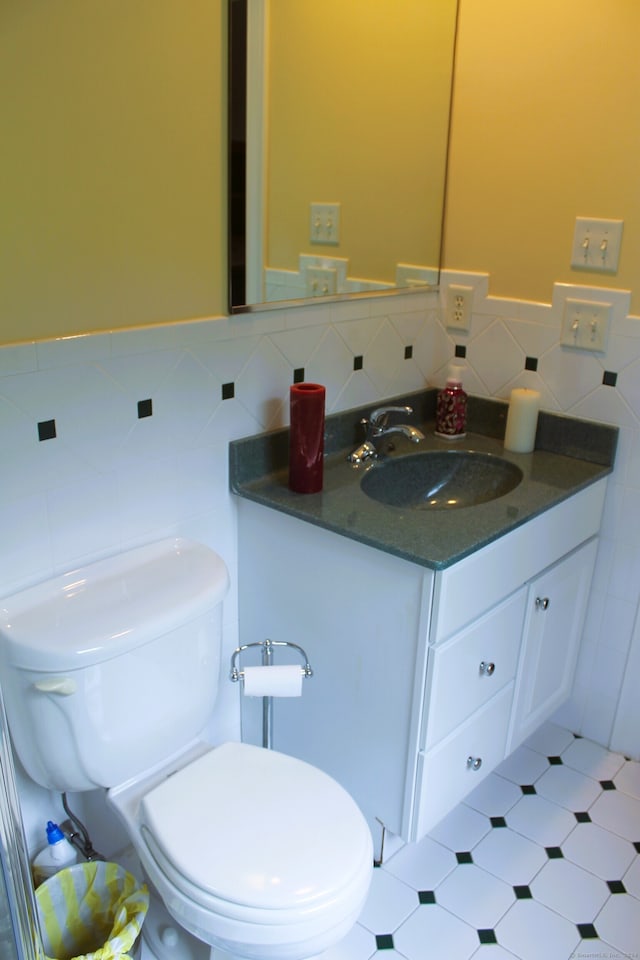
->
(236, 478, 606, 848)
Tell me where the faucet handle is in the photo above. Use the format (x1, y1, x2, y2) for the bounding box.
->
(368, 404, 413, 428)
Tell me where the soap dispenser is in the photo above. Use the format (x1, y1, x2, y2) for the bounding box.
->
(435, 363, 467, 439)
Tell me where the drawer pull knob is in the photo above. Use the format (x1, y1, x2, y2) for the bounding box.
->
(479, 661, 495, 676)
(535, 596, 550, 610)
(466, 756, 483, 771)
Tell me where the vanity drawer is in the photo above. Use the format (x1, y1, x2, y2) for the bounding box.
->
(412, 683, 513, 841)
(423, 590, 525, 749)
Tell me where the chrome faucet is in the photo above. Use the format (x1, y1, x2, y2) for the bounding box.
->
(347, 405, 425, 463)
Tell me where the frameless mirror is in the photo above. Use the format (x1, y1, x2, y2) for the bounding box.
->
(229, 0, 459, 312)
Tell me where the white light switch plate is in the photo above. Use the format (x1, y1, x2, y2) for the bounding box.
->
(561, 298, 612, 352)
(571, 217, 623, 273)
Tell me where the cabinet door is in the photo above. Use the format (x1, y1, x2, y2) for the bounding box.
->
(509, 538, 598, 750)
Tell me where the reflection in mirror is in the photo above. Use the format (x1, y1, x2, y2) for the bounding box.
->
(229, 0, 459, 312)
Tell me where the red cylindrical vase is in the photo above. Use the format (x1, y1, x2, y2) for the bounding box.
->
(289, 383, 325, 493)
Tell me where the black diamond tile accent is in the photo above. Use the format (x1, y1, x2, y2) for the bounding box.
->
(490, 816, 507, 828)
(602, 370, 617, 387)
(353, 355, 363, 371)
(418, 890, 436, 905)
(221, 382, 235, 400)
(600, 780, 616, 790)
(514, 885, 532, 899)
(548, 755, 563, 765)
(575, 811, 592, 823)
(634, 842, 640, 854)
(478, 929, 498, 945)
(455, 344, 466, 358)
(375, 934, 394, 950)
(293, 368, 305, 384)
(38, 419, 57, 441)
(577, 923, 598, 939)
(607, 880, 626, 894)
(404, 345, 413, 360)
(546, 846, 564, 859)
(525, 356, 538, 371)
(137, 398, 153, 419)
(521, 784, 537, 795)
(456, 851, 473, 864)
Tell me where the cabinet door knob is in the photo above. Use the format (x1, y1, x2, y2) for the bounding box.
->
(466, 756, 483, 771)
(479, 660, 495, 676)
(535, 596, 550, 610)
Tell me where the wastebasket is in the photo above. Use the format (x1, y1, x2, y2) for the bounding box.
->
(35, 861, 149, 960)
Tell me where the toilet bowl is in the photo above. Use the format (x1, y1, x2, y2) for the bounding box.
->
(109, 741, 373, 959)
(0, 539, 373, 960)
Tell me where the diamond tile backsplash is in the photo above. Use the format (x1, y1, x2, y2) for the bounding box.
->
(1, 272, 639, 764)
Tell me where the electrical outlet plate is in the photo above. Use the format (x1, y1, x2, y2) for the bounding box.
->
(310, 203, 340, 245)
(571, 217, 623, 273)
(446, 283, 473, 332)
(561, 298, 612, 352)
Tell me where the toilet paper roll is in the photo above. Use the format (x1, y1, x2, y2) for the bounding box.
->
(242, 665, 303, 698)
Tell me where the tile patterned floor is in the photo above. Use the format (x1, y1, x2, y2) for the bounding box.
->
(320, 723, 640, 960)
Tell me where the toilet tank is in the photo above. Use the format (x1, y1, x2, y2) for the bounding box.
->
(0, 539, 229, 792)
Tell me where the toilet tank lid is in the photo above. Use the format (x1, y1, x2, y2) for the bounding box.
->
(0, 539, 229, 672)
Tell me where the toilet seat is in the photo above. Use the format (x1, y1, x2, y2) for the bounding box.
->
(108, 741, 373, 956)
(139, 742, 371, 915)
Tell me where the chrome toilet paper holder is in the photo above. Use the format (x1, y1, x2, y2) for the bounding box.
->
(230, 639, 313, 749)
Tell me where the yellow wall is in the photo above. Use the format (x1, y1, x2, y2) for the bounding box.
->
(0, 0, 226, 345)
(3, 1, 640, 347)
(443, 0, 640, 314)
(266, 0, 457, 282)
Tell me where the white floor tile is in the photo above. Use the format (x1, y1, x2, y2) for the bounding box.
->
(596, 893, 640, 957)
(561, 737, 626, 781)
(562, 822, 636, 880)
(472, 829, 547, 886)
(534, 763, 602, 811)
(505, 793, 576, 847)
(495, 900, 580, 960)
(522, 722, 575, 757)
(615, 758, 640, 799)
(623, 853, 640, 898)
(392, 903, 478, 960)
(318, 922, 377, 960)
(428, 803, 491, 853)
(435, 864, 514, 929)
(356, 869, 418, 935)
(494, 747, 549, 787)
(571, 939, 629, 960)
(384, 834, 457, 891)
(589, 788, 640, 841)
(464, 774, 522, 819)
(470, 946, 519, 959)
(530, 858, 609, 923)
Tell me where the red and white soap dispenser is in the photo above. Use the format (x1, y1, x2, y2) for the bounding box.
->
(435, 363, 467, 439)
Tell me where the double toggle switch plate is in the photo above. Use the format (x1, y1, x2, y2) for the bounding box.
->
(571, 217, 623, 273)
(310, 203, 340, 245)
(561, 298, 612, 353)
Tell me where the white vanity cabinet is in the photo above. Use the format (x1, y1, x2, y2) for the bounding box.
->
(237, 477, 606, 844)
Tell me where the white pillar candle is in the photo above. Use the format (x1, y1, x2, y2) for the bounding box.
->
(504, 388, 541, 453)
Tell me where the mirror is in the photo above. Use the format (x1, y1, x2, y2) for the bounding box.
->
(228, 0, 459, 312)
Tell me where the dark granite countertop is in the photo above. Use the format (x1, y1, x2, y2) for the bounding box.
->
(229, 389, 618, 570)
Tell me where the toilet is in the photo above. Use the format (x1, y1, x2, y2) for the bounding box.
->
(0, 539, 373, 960)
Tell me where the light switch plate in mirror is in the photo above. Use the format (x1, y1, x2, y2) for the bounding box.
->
(228, 0, 460, 313)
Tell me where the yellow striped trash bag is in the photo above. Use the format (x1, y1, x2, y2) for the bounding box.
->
(35, 861, 149, 960)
